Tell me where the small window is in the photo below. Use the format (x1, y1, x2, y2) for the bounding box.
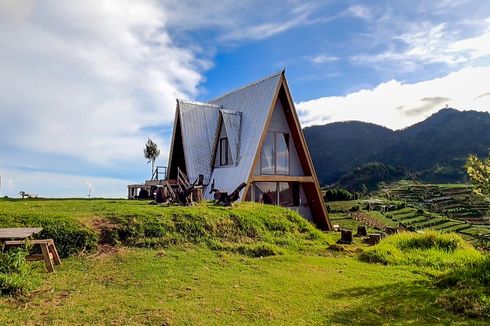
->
(220, 138, 230, 166)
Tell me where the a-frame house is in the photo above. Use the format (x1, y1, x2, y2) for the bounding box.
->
(167, 71, 332, 230)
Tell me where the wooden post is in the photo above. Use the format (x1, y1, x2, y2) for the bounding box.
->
(337, 229, 354, 244)
(356, 225, 368, 237)
(369, 234, 382, 245)
(384, 226, 399, 235)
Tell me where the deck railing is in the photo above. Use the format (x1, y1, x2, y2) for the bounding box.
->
(152, 166, 167, 181)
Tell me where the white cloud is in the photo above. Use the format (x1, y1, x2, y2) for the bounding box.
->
(351, 18, 490, 71)
(310, 55, 339, 64)
(0, 0, 205, 166)
(296, 66, 490, 130)
(346, 4, 372, 21)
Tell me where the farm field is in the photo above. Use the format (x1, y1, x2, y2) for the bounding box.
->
(327, 182, 490, 248)
(0, 198, 487, 325)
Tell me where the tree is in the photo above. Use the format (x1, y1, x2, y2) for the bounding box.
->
(144, 138, 160, 179)
(360, 184, 368, 196)
(465, 152, 490, 197)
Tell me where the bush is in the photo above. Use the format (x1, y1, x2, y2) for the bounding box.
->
(0, 248, 37, 295)
(436, 255, 490, 319)
(324, 188, 353, 201)
(36, 224, 98, 258)
(0, 213, 98, 258)
(359, 231, 482, 269)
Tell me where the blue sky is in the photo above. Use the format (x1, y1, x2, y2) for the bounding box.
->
(0, 0, 490, 197)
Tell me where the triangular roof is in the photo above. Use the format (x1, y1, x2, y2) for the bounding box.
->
(205, 71, 282, 192)
(167, 71, 331, 230)
(169, 100, 221, 183)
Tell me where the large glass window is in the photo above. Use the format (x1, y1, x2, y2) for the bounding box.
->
(253, 182, 277, 205)
(260, 132, 289, 175)
(260, 133, 275, 174)
(252, 182, 300, 207)
(276, 133, 289, 174)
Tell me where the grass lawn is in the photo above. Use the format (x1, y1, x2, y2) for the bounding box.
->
(0, 199, 487, 324)
(0, 246, 480, 325)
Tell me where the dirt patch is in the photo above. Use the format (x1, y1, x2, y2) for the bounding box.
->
(91, 218, 120, 245)
(96, 244, 121, 256)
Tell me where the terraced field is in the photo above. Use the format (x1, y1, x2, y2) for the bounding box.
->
(383, 182, 490, 247)
(327, 182, 490, 248)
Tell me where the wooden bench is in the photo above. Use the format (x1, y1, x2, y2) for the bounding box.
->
(3, 239, 61, 273)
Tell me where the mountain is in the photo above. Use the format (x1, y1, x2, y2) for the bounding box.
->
(304, 108, 490, 188)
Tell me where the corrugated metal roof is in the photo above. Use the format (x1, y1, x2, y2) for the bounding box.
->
(177, 100, 220, 184)
(204, 71, 282, 197)
(220, 109, 242, 165)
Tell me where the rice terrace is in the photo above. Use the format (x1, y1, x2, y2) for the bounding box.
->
(1, 1, 490, 325)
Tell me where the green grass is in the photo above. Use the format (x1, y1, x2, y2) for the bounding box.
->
(359, 231, 483, 270)
(0, 199, 488, 324)
(326, 200, 362, 212)
(0, 199, 326, 256)
(0, 246, 483, 325)
(363, 211, 399, 227)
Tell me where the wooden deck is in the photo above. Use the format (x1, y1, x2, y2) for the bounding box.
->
(127, 179, 177, 199)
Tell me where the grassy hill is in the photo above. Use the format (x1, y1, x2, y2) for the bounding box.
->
(0, 199, 488, 324)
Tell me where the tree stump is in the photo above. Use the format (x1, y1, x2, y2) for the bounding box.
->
(369, 234, 382, 245)
(355, 225, 368, 237)
(337, 229, 354, 244)
(384, 226, 399, 235)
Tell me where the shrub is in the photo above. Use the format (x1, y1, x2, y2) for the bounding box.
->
(359, 231, 482, 269)
(324, 188, 353, 201)
(37, 223, 98, 258)
(436, 255, 490, 319)
(0, 248, 37, 295)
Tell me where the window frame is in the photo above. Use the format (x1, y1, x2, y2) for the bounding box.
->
(250, 181, 300, 207)
(260, 131, 290, 175)
(219, 137, 230, 166)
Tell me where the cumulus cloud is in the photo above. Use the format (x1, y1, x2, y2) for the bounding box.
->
(0, 0, 205, 166)
(296, 66, 490, 130)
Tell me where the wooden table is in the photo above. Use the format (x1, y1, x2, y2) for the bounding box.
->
(0, 227, 43, 240)
(0, 227, 61, 273)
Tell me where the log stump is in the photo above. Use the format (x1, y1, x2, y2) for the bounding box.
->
(384, 226, 399, 235)
(355, 225, 368, 237)
(337, 229, 354, 244)
(369, 234, 382, 245)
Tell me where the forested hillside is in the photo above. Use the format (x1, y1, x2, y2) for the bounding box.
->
(304, 108, 490, 188)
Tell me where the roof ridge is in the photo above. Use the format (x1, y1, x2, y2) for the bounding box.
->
(177, 99, 222, 108)
(208, 70, 284, 103)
